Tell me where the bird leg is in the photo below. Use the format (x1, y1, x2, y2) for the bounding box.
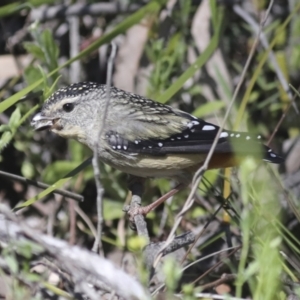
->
(125, 182, 184, 221)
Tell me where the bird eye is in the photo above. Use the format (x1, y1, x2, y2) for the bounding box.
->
(63, 103, 74, 112)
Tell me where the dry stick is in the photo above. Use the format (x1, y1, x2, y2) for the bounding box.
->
(153, 0, 275, 269)
(233, 4, 298, 114)
(178, 203, 224, 266)
(75, 204, 98, 239)
(151, 246, 239, 297)
(69, 15, 81, 83)
(199, 273, 237, 291)
(30, 2, 141, 21)
(190, 293, 248, 300)
(91, 42, 117, 254)
(127, 179, 150, 241)
(267, 85, 299, 146)
(0, 170, 83, 202)
(190, 246, 241, 286)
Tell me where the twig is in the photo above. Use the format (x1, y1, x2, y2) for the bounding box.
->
(199, 273, 237, 291)
(0, 170, 83, 202)
(30, 2, 141, 21)
(74, 204, 98, 239)
(68, 199, 76, 245)
(267, 84, 299, 146)
(69, 16, 81, 83)
(91, 42, 117, 254)
(190, 246, 241, 287)
(124, 177, 150, 242)
(179, 200, 224, 265)
(184, 293, 249, 300)
(152, 0, 275, 269)
(151, 246, 239, 297)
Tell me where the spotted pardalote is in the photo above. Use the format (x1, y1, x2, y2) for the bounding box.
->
(31, 82, 283, 185)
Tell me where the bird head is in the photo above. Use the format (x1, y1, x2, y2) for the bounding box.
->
(31, 82, 107, 144)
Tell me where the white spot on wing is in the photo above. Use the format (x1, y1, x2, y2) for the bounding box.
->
(202, 125, 215, 131)
(236, 134, 240, 138)
(246, 136, 251, 140)
(270, 153, 276, 158)
(220, 132, 229, 138)
(158, 142, 163, 147)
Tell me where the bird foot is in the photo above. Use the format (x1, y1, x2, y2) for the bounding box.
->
(123, 204, 149, 231)
(123, 204, 151, 222)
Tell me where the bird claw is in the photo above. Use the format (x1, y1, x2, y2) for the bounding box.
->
(123, 204, 149, 230)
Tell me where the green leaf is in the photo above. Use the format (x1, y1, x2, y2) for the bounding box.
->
(8, 107, 21, 129)
(24, 66, 44, 91)
(192, 101, 225, 118)
(157, 5, 224, 103)
(0, 125, 10, 132)
(5, 255, 18, 274)
(0, 131, 12, 151)
(23, 42, 45, 62)
(41, 29, 59, 70)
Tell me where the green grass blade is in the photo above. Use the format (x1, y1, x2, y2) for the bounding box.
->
(234, 1, 300, 129)
(0, 0, 56, 18)
(14, 157, 92, 210)
(157, 5, 223, 103)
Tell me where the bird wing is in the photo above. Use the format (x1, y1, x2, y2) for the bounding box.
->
(105, 91, 282, 163)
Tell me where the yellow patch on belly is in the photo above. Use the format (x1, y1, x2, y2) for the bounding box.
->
(114, 153, 207, 178)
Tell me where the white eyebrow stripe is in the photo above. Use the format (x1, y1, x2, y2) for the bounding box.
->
(51, 97, 79, 111)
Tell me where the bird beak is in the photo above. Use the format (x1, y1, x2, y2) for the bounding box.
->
(31, 112, 55, 131)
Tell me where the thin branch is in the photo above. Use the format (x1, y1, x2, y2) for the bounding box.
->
(123, 178, 150, 242)
(190, 246, 241, 287)
(151, 246, 239, 297)
(30, 2, 141, 21)
(0, 170, 83, 202)
(69, 16, 81, 83)
(92, 42, 117, 254)
(186, 293, 248, 300)
(200, 273, 237, 291)
(267, 84, 299, 146)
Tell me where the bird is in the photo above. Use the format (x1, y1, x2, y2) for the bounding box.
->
(31, 82, 283, 216)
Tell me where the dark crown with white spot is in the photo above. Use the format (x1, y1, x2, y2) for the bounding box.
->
(46, 82, 102, 106)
